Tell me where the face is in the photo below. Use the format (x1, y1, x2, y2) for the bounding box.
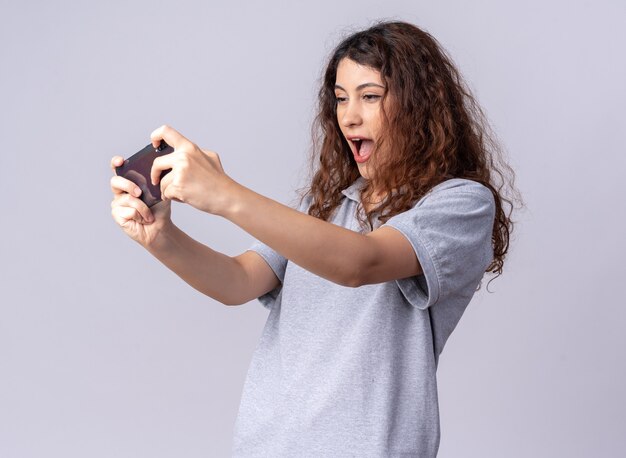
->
(334, 58, 387, 180)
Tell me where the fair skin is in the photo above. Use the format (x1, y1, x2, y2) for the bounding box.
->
(334, 58, 387, 190)
(110, 58, 422, 306)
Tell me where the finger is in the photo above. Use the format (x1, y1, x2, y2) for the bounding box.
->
(162, 185, 183, 203)
(112, 205, 144, 226)
(160, 178, 183, 204)
(159, 170, 173, 198)
(112, 197, 153, 224)
(117, 193, 154, 222)
(111, 175, 142, 197)
(111, 156, 125, 172)
(150, 152, 178, 186)
(150, 124, 189, 150)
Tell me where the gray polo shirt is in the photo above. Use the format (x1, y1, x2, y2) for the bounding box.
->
(232, 177, 495, 457)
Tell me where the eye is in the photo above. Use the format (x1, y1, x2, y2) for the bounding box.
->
(363, 94, 381, 102)
(335, 95, 348, 104)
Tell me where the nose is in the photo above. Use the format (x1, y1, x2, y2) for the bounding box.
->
(339, 99, 362, 128)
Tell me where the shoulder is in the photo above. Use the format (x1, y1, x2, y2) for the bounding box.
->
(423, 178, 494, 205)
(383, 178, 495, 230)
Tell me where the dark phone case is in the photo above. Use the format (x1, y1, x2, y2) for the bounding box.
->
(115, 140, 174, 207)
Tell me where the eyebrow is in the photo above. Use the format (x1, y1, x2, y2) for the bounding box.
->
(334, 83, 386, 91)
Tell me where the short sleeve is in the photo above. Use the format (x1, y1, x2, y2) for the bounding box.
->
(246, 239, 287, 309)
(245, 194, 313, 309)
(382, 179, 496, 310)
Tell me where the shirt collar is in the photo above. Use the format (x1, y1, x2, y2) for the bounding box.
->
(340, 176, 367, 202)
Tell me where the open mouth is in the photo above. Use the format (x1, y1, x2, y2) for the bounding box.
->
(349, 138, 374, 161)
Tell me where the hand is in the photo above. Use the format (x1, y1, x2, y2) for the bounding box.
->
(149, 125, 236, 215)
(110, 156, 173, 247)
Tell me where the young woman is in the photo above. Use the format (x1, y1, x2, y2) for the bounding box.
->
(110, 21, 516, 457)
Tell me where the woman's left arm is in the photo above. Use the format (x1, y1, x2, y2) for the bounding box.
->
(149, 125, 421, 287)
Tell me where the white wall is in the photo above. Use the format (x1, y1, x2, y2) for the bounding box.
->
(1, 0, 624, 456)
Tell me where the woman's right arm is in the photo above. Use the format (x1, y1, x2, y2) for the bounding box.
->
(110, 155, 279, 306)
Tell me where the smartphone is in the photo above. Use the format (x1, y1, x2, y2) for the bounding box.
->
(115, 140, 174, 207)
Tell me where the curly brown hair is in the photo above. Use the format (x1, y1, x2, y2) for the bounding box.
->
(301, 20, 520, 279)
